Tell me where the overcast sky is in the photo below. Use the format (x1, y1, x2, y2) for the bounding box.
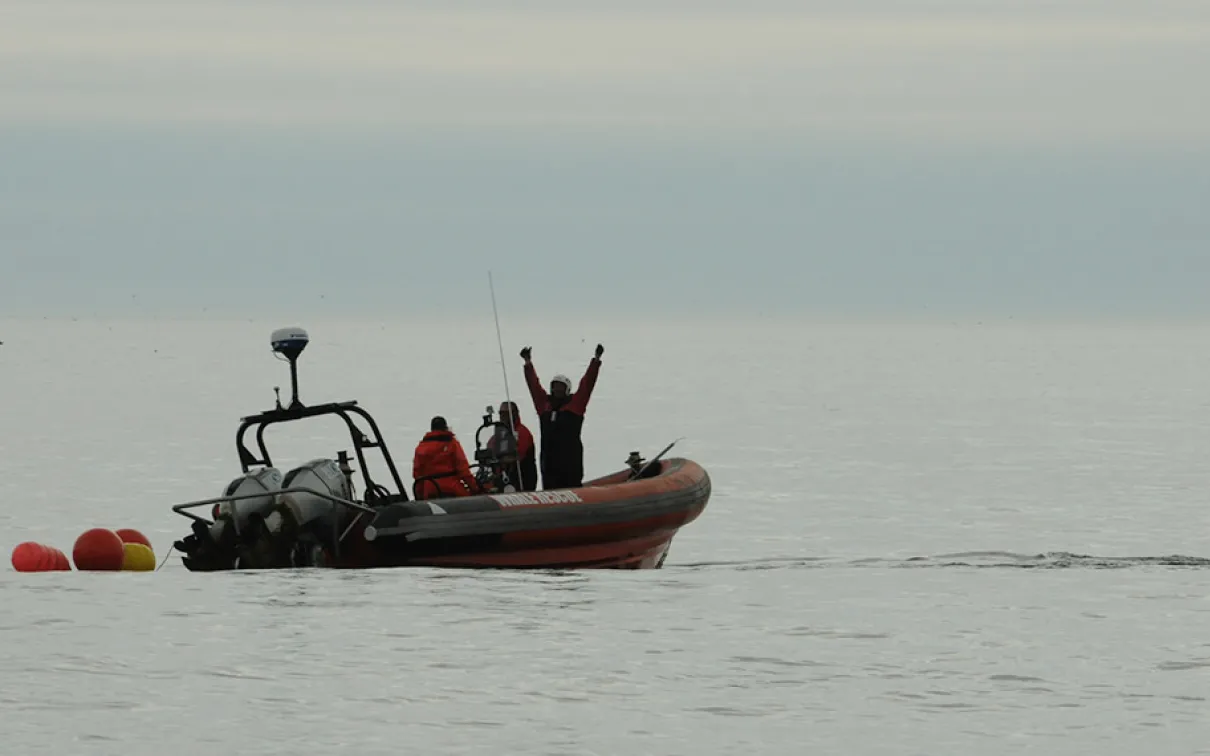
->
(2, 0, 1208, 319)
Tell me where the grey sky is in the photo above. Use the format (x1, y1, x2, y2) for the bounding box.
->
(2, 1, 1208, 318)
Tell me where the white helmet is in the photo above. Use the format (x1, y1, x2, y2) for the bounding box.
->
(551, 374, 573, 392)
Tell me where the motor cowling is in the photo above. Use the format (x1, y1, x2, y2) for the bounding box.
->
(260, 458, 351, 537)
(237, 458, 353, 569)
(209, 467, 283, 543)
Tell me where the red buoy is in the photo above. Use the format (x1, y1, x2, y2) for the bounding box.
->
(115, 528, 152, 549)
(10, 542, 70, 572)
(12, 542, 50, 572)
(73, 528, 126, 571)
(47, 546, 72, 571)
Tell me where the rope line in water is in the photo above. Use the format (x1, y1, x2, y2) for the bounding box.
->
(154, 544, 175, 572)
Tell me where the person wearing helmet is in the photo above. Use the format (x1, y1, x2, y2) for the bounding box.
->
(486, 400, 538, 491)
(520, 343, 604, 490)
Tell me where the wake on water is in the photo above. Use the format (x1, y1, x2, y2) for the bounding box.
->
(671, 552, 1210, 571)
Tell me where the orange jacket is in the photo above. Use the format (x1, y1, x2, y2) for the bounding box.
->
(412, 430, 478, 499)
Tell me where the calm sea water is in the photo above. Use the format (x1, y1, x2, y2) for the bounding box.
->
(2, 317, 1208, 755)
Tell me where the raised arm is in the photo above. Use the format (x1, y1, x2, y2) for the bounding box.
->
(521, 346, 549, 414)
(566, 344, 603, 415)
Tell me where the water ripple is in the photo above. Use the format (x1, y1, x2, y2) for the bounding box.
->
(674, 551, 1210, 571)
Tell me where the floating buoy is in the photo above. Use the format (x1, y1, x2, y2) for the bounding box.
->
(73, 528, 125, 571)
(121, 542, 156, 571)
(11, 542, 71, 572)
(115, 528, 152, 549)
(47, 546, 71, 570)
(12, 542, 51, 572)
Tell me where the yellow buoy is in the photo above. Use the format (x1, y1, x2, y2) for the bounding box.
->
(120, 542, 156, 571)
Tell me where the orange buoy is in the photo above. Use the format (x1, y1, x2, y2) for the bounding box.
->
(12, 542, 50, 572)
(115, 528, 152, 549)
(73, 528, 126, 571)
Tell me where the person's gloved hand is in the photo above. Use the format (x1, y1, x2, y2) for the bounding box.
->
(595, 344, 604, 359)
(520, 346, 532, 361)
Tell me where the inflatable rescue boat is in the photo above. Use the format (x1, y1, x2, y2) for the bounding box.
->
(169, 327, 711, 571)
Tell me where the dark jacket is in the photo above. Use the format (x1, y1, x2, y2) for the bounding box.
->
(523, 357, 601, 489)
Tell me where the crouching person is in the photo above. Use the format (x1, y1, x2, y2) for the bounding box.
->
(412, 416, 479, 499)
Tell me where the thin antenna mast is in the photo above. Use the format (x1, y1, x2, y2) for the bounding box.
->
(488, 271, 524, 490)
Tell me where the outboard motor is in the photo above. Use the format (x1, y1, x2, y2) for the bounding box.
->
(240, 458, 352, 568)
(208, 467, 283, 546)
(175, 467, 284, 568)
(275, 458, 350, 529)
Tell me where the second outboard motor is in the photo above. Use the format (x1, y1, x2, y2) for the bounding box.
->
(273, 458, 351, 528)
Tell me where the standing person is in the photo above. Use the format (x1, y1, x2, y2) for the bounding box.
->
(412, 416, 479, 499)
(520, 343, 604, 490)
(486, 401, 538, 491)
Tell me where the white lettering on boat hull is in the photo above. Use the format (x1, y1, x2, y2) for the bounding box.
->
(491, 490, 583, 508)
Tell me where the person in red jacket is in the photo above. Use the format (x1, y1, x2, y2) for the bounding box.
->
(412, 416, 479, 499)
(521, 343, 603, 489)
(487, 401, 538, 491)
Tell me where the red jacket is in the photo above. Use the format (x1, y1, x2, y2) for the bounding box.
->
(524, 358, 600, 418)
(412, 430, 478, 499)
